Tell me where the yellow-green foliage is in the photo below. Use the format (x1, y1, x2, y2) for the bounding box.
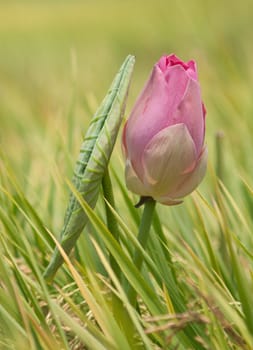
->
(1, 1, 253, 349)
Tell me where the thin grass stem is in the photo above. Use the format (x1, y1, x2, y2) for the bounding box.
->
(102, 168, 121, 281)
(127, 198, 156, 306)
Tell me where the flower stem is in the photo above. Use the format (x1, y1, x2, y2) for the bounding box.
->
(102, 168, 121, 281)
(127, 198, 156, 306)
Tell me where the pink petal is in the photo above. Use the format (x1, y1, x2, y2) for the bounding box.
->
(158, 55, 198, 80)
(170, 78, 205, 155)
(142, 124, 197, 198)
(125, 159, 150, 196)
(158, 146, 208, 203)
(125, 64, 189, 179)
(155, 197, 183, 206)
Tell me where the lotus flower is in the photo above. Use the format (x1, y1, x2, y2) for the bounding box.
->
(122, 54, 207, 205)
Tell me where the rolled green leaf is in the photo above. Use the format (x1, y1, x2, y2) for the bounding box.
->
(44, 55, 135, 282)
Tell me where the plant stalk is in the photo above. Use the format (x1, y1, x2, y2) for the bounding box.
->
(127, 198, 156, 306)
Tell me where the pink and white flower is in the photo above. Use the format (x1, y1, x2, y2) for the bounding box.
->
(122, 54, 207, 205)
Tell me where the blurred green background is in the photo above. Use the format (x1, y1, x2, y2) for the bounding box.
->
(1, 0, 253, 199)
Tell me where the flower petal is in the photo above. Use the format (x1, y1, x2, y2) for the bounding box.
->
(142, 124, 197, 198)
(169, 146, 208, 199)
(155, 197, 183, 206)
(157, 146, 208, 204)
(124, 64, 189, 180)
(171, 78, 205, 155)
(125, 159, 150, 196)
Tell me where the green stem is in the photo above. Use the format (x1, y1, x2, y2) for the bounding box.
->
(127, 198, 156, 306)
(215, 131, 229, 267)
(215, 130, 225, 181)
(102, 169, 121, 281)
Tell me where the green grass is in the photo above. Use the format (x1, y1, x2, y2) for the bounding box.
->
(1, 0, 253, 349)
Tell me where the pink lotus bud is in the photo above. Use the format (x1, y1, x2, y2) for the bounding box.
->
(122, 54, 207, 205)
